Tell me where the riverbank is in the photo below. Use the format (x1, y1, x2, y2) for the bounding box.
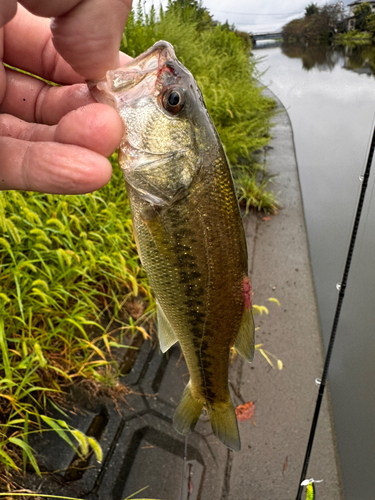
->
(227, 89, 343, 499)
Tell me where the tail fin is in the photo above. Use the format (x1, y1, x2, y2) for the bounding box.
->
(207, 400, 241, 452)
(173, 382, 241, 452)
(173, 381, 203, 435)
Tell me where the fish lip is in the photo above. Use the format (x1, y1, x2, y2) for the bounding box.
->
(88, 41, 177, 102)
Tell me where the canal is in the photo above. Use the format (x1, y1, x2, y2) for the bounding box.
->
(255, 43, 375, 500)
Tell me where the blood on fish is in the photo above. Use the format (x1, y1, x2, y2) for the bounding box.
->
(157, 64, 175, 80)
(243, 277, 252, 309)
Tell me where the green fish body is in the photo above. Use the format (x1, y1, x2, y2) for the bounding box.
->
(90, 41, 255, 451)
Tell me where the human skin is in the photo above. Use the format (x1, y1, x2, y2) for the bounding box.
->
(0, 0, 132, 194)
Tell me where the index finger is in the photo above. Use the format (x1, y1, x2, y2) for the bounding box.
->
(20, 0, 132, 80)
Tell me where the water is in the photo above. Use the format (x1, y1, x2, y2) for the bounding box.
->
(256, 43, 375, 500)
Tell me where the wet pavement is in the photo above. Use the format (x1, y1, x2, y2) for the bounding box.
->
(25, 91, 343, 500)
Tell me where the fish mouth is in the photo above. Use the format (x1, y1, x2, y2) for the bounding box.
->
(88, 41, 178, 106)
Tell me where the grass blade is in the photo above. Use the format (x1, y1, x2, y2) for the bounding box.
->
(0, 318, 11, 381)
(23, 412, 29, 473)
(8, 437, 41, 476)
(40, 416, 79, 455)
(0, 447, 19, 470)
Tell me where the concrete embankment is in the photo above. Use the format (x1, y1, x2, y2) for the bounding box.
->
(226, 89, 344, 500)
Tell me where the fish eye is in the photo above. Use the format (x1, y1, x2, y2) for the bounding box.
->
(162, 87, 185, 114)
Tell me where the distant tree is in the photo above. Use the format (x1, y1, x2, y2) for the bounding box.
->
(283, 8, 337, 42)
(366, 12, 375, 34)
(167, 0, 214, 30)
(221, 20, 236, 32)
(320, 2, 346, 29)
(304, 11, 333, 41)
(283, 1, 344, 42)
(354, 2, 372, 31)
(235, 30, 252, 51)
(305, 2, 319, 17)
(282, 18, 306, 41)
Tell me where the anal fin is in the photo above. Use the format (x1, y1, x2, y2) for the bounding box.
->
(233, 307, 255, 363)
(173, 381, 203, 435)
(157, 301, 178, 353)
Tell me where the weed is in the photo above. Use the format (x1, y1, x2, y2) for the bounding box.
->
(0, 159, 153, 475)
(235, 166, 278, 214)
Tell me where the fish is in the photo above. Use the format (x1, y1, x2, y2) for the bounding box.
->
(89, 41, 255, 452)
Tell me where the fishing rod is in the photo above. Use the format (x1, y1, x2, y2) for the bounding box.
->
(296, 121, 375, 500)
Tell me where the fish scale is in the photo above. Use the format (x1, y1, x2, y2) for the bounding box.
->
(90, 40, 255, 451)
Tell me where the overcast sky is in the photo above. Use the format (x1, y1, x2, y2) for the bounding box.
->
(143, 0, 353, 34)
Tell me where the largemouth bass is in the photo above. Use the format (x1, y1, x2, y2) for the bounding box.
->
(90, 41, 255, 451)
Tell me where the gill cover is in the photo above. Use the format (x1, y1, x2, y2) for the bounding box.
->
(89, 41, 217, 207)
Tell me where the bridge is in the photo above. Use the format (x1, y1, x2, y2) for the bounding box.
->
(251, 32, 282, 45)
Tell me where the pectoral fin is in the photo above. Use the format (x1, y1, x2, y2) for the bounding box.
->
(132, 225, 143, 265)
(157, 302, 178, 353)
(233, 307, 255, 363)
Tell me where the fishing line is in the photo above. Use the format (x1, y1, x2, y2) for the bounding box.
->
(180, 435, 188, 500)
(351, 169, 375, 281)
(350, 112, 375, 276)
(295, 117, 375, 500)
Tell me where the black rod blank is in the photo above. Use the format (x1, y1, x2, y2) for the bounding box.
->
(295, 123, 375, 500)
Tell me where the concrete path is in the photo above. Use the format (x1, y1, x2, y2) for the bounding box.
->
(226, 90, 344, 500)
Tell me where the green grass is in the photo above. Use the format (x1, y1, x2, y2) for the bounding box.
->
(0, 0, 278, 484)
(335, 30, 372, 45)
(0, 486, 158, 500)
(234, 166, 278, 214)
(0, 158, 154, 478)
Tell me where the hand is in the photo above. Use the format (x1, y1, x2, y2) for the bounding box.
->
(0, 0, 132, 194)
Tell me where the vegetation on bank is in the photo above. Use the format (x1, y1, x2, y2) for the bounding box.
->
(335, 30, 372, 45)
(0, 162, 152, 485)
(352, 2, 375, 33)
(335, 2, 375, 44)
(0, 0, 277, 484)
(283, 2, 375, 46)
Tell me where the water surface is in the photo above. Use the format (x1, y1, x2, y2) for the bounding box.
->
(256, 43, 375, 500)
